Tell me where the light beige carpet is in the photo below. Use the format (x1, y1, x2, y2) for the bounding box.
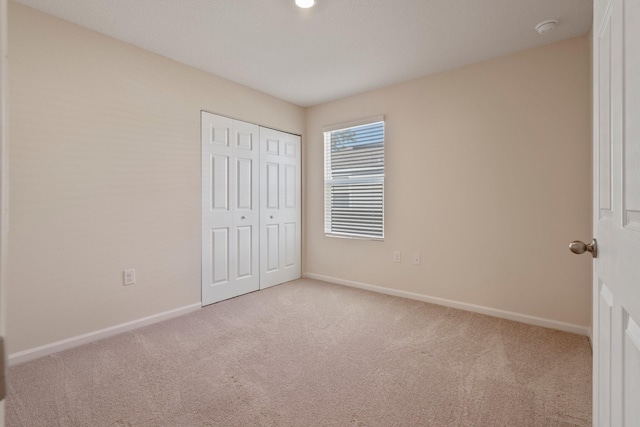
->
(7, 279, 592, 426)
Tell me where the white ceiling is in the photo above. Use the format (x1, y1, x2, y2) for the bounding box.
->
(14, 0, 592, 107)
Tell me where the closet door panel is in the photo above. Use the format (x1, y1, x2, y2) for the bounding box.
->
(260, 128, 301, 289)
(266, 224, 280, 272)
(202, 112, 259, 305)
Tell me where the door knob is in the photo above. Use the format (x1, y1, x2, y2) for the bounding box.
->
(569, 239, 597, 258)
(240, 216, 246, 220)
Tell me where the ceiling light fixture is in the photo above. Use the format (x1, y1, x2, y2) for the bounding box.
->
(535, 19, 559, 35)
(295, 0, 315, 8)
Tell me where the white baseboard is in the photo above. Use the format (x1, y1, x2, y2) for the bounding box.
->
(304, 273, 590, 337)
(9, 302, 201, 366)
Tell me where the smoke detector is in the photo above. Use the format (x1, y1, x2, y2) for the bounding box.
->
(535, 19, 559, 35)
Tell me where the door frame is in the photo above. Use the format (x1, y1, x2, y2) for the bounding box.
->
(0, 0, 8, 421)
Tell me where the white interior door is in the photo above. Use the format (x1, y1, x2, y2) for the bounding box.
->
(592, 0, 640, 424)
(201, 112, 260, 305)
(260, 128, 301, 289)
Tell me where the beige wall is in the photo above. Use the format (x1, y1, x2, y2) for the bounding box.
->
(7, 2, 305, 353)
(305, 36, 592, 327)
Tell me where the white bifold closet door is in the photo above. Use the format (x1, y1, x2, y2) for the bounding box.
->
(260, 127, 302, 288)
(201, 113, 260, 305)
(201, 112, 301, 306)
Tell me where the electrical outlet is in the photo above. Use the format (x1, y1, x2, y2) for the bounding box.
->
(413, 254, 421, 265)
(124, 269, 136, 286)
(393, 251, 401, 263)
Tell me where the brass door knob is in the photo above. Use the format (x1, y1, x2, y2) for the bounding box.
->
(569, 239, 597, 258)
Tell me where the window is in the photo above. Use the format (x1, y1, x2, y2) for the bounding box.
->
(324, 117, 384, 239)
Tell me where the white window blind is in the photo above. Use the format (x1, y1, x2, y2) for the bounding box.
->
(324, 119, 384, 239)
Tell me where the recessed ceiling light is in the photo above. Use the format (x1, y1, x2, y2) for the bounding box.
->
(295, 0, 315, 8)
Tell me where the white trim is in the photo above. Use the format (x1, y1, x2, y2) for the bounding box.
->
(322, 115, 384, 133)
(304, 273, 590, 337)
(9, 303, 201, 366)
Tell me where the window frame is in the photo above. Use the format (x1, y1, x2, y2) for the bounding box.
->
(323, 115, 385, 241)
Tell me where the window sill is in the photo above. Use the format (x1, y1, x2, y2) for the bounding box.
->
(324, 233, 384, 242)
